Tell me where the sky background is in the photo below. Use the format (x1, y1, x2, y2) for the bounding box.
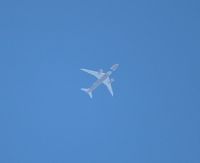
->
(0, 0, 200, 162)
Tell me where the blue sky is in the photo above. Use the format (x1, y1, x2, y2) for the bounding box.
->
(0, 0, 200, 162)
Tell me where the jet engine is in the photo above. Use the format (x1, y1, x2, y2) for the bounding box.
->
(110, 78, 114, 83)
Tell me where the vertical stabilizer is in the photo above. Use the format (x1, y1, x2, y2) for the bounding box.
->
(81, 88, 93, 98)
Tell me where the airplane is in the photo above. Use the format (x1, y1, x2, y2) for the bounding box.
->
(80, 64, 119, 98)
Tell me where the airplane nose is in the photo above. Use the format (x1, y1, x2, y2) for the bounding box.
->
(110, 64, 119, 71)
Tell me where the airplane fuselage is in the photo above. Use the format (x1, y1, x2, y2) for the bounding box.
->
(88, 71, 112, 93)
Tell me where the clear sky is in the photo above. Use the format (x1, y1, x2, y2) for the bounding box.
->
(0, 0, 200, 162)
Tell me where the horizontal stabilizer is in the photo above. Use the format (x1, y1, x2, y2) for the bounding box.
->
(81, 88, 93, 98)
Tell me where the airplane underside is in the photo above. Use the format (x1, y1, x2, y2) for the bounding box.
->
(80, 64, 119, 98)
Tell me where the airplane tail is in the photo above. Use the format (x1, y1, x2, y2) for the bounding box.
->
(81, 88, 93, 98)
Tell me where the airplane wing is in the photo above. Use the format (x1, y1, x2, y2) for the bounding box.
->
(103, 77, 114, 96)
(80, 68, 104, 79)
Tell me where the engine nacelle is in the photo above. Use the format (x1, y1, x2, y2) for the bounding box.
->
(110, 78, 114, 83)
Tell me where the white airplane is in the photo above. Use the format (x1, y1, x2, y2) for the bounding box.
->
(81, 64, 119, 98)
